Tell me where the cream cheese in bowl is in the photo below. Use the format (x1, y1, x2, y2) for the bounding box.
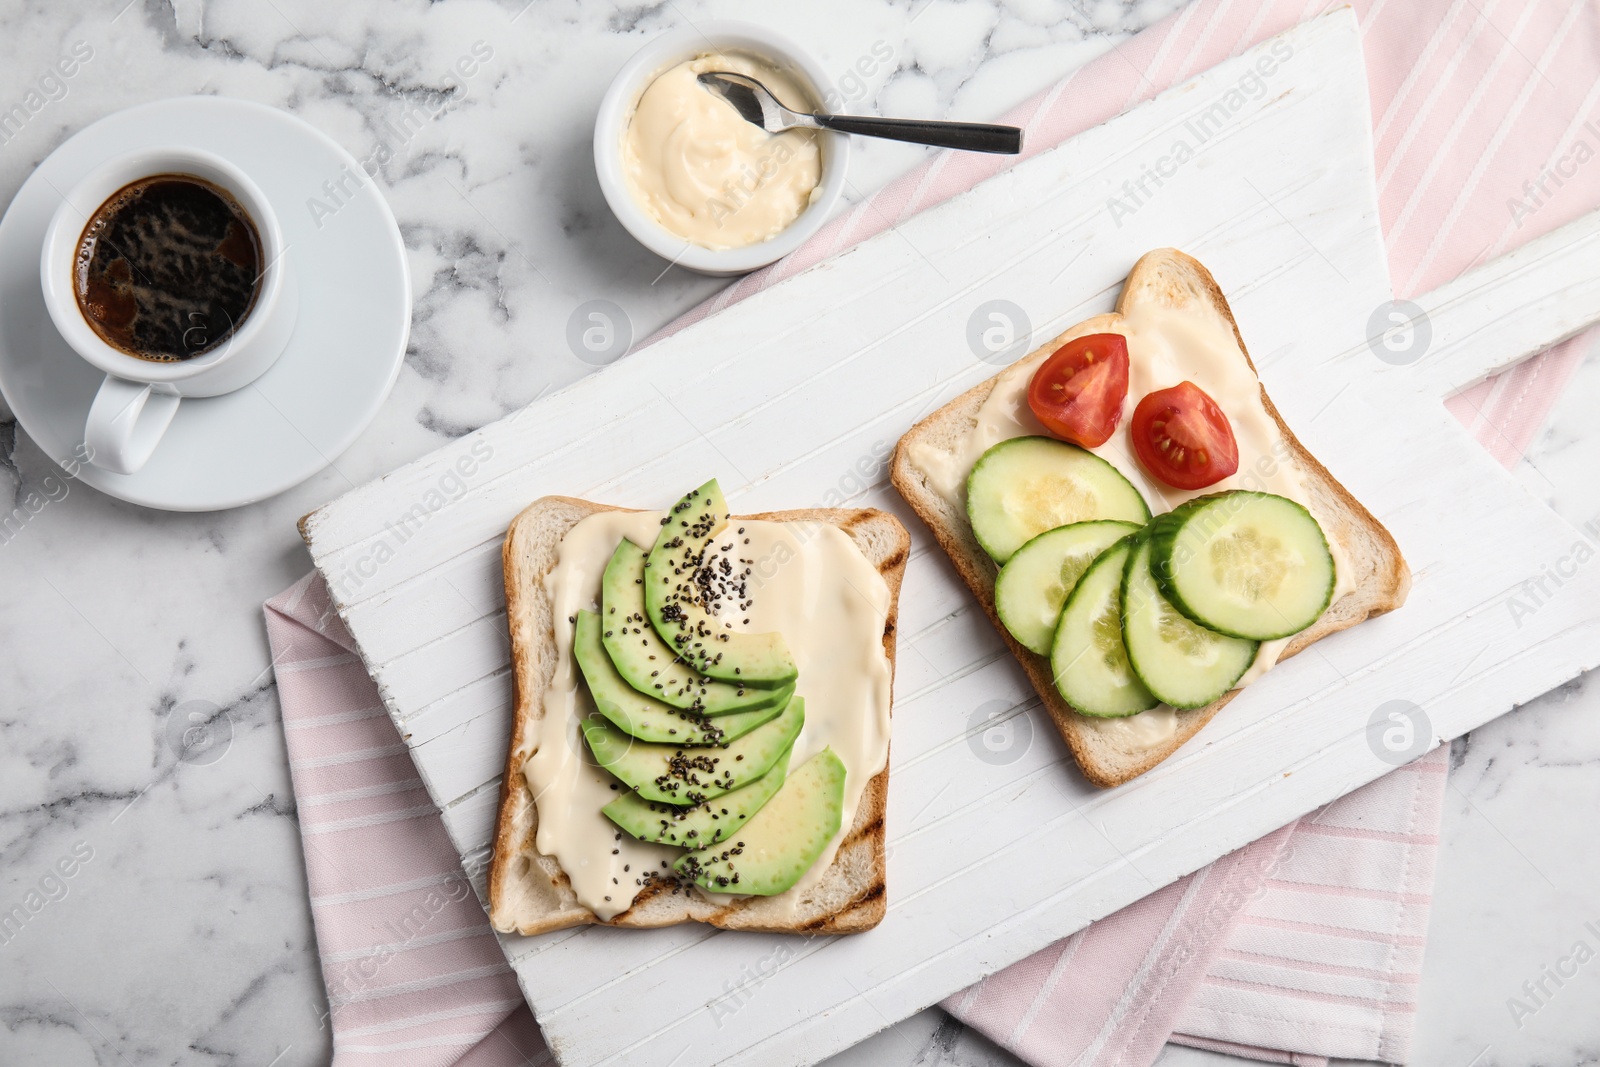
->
(593, 22, 849, 275)
(621, 52, 822, 250)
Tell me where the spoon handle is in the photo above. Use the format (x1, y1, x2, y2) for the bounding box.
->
(811, 114, 1022, 154)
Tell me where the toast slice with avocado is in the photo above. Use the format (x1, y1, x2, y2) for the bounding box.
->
(488, 495, 909, 935)
(890, 248, 1408, 788)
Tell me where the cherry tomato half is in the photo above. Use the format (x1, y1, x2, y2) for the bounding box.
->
(1130, 381, 1239, 490)
(1026, 333, 1130, 448)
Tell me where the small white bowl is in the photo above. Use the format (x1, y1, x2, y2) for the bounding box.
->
(594, 22, 849, 277)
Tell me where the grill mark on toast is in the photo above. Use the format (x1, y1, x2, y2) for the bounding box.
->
(801, 880, 885, 931)
(838, 511, 872, 534)
(843, 814, 885, 848)
(608, 880, 674, 923)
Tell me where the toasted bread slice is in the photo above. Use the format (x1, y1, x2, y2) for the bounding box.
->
(890, 249, 1408, 788)
(488, 496, 910, 935)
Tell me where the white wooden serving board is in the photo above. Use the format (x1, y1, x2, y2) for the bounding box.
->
(302, 11, 1600, 1066)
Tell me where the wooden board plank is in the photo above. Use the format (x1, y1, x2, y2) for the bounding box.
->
(1326, 206, 1600, 397)
(302, 11, 1600, 1066)
(342, 538, 506, 667)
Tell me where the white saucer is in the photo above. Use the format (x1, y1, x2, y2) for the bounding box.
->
(0, 96, 409, 511)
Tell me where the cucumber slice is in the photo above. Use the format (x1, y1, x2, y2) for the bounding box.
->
(1150, 492, 1334, 641)
(1049, 536, 1158, 717)
(1121, 538, 1258, 708)
(995, 520, 1143, 655)
(966, 437, 1150, 563)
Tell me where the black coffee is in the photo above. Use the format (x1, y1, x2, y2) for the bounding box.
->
(73, 174, 262, 362)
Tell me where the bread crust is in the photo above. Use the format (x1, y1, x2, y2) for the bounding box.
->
(488, 498, 910, 935)
(890, 248, 1409, 788)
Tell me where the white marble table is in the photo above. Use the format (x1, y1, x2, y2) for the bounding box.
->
(1, 2, 1596, 1065)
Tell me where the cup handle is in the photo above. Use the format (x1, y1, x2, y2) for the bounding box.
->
(85, 376, 181, 475)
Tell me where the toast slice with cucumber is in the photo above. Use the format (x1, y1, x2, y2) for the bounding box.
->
(488, 496, 909, 935)
(890, 248, 1408, 788)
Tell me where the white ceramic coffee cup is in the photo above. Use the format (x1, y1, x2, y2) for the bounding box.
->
(39, 147, 297, 475)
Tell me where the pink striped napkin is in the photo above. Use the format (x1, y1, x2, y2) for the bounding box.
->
(267, 0, 1600, 1062)
(944, 751, 1448, 1065)
(266, 578, 547, 1066)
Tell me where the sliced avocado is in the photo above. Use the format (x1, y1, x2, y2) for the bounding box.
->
(674, 747, 846, 896)
(581, 694, 804, 805)
(575, 611, 787, 744)
(600, 539, 791, 716)
(602, 744, 792, 847)
(643, 480, 798, 689)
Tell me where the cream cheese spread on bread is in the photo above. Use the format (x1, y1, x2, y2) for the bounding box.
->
(907, 294, 1355, 701)
(527, 509, 892, 920)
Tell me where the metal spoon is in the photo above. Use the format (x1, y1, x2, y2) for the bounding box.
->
(697, 71, 1023, 155)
